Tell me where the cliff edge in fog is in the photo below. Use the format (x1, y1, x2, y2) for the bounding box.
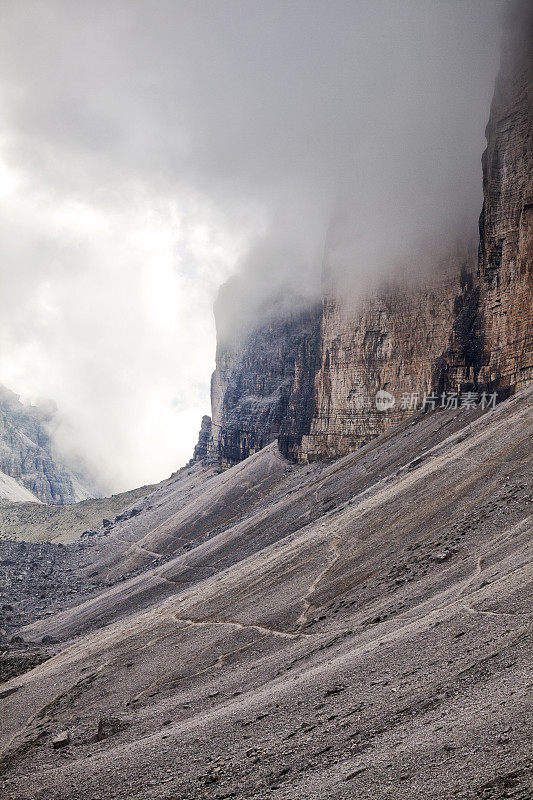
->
(195, 5, 532, 467)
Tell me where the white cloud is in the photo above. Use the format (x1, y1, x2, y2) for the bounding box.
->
(0, 173, 254, 491)
(0, 0, 504, 492)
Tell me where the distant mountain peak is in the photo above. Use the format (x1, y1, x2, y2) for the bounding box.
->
(0, 385, 97, 505)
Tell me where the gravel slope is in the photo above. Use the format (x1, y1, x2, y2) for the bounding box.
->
(0, 483, 162, 544)
(0, 387, 531, 800)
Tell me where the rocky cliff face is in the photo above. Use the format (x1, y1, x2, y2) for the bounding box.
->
(291, 262, 472, 462)
(202, 307, 321, 467)
(0, 386, 96, 505)
(195, 11, 532, 467)
(196, 262, 478, 466)
(476, 5, 533, 392)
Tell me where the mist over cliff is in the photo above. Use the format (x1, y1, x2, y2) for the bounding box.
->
(200, 0, 532, 469)
(208, 0, 507, 343)
(0, 7, 531, 795)
(0, 0, 506, 490)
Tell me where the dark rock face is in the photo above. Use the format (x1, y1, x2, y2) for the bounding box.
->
(0, 386, 95, 504)
(192, 416, 213, 463)
(434, 264, 485, 395)
(201, 306, 321, 467)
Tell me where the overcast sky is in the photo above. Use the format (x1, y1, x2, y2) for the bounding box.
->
(0, 0, 505, 493)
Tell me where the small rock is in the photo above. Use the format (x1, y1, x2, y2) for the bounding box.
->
(52, 731, 70, 749)
(430, 551, 452, 563)
(0, 686, 20, 700)
(96, 717, 127, 741)
(325, 686, 345, 696)
(344, 767, 366, 780)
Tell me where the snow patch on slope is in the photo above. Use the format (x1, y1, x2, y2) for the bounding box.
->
(0, 470, 41, 503)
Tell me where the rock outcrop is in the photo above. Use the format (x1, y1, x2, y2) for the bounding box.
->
(195, 8, 532, 467)
(0, 386, 96, 505)
(200, 306, 321, 467)
(476, 3, 533, 392)
(192, 415, 213, 463)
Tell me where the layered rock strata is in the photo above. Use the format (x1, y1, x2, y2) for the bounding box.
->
(293, 263, 471, 462)
(476, 5, 533, 391)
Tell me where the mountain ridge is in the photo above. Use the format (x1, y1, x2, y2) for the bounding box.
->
(0, 385, 97, 505)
